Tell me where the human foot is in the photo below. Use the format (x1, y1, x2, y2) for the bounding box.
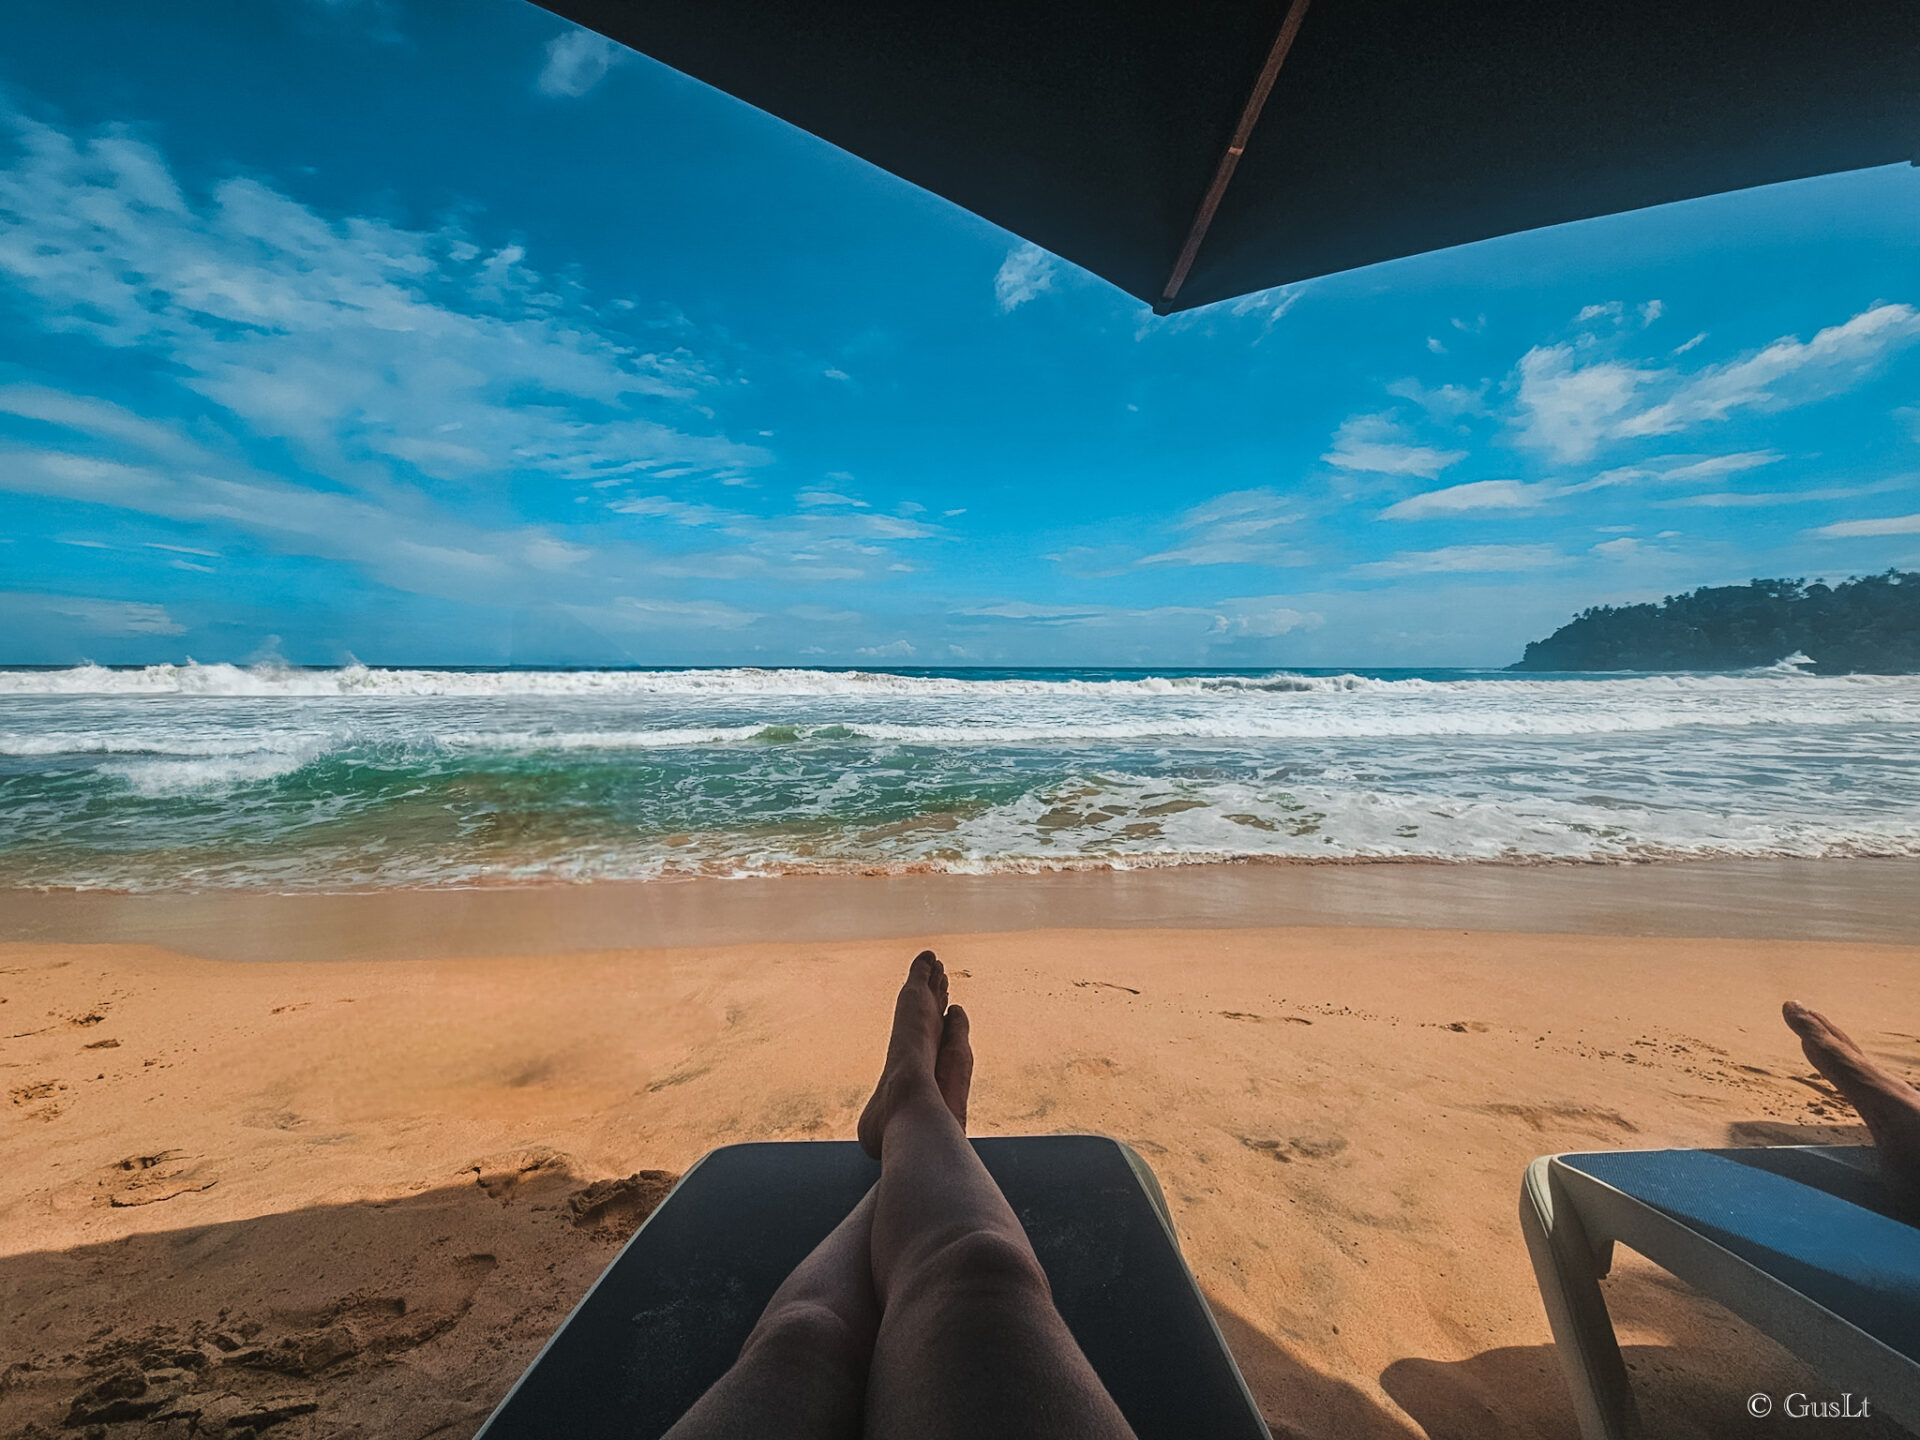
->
(936, 1004, 973, 1131)
(1783, 1001, 1920, 1199)
(858, 951, 956, 1157)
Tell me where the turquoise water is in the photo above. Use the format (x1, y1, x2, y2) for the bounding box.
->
(3, 661, 1918, 890)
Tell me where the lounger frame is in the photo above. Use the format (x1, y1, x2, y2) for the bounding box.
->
(1521, 1146, 1920, 1438)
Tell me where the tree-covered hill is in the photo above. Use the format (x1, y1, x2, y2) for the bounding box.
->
(1510, 571, 1920, 673)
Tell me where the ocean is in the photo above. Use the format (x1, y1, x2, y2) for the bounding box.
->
(2, 661, 1916, 891)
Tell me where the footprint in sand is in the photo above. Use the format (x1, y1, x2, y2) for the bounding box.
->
(1073, 980, 1141, 996)
(1239, 1134, 1350, 1163)
(10, 1079, 68, 1120)
(1067, 1055, 1118, 1077)
(564, 1171, 678, 1236)
(467, 1146, 576, 1202)
(1219, 1011, 1312, 1025)
(102, 1151, 218, 1207)
(1477, 1101, 1639, 1136)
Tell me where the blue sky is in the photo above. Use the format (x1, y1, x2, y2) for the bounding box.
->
(2, 0, 1917, 668)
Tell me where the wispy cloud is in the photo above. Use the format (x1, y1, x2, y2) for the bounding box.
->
(1379, 479, 1554, 520)
(0, 110, 958, 623)
(1352, 544, 1562, 577)
(1323, 413, 1466, 478)
(1580, 450, 1783, 490)
(959, 595, 1322, 640)
(1621, 304, 1920, 439)
(1140, 488, 1302, 567)
(1515, 304, 1920, 462)
(1141, 284, 1304, 340)
(537, 29, 629, 98)
(1385, 378, 1487, 420)
(993, 242, 1058, 311)
(0, 110, 763, 493)
(1663, 477, 1912, 509)
(0, 590, 184, 635)
(1809, 513, 1920, 538)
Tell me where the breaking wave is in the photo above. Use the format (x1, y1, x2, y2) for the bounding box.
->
(2, 662, 1917, 889)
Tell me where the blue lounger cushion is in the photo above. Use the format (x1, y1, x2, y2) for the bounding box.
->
(1559, 1146, 1920, 1362)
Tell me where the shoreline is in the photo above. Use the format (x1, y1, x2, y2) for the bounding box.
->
(5, 855, 1917, 962)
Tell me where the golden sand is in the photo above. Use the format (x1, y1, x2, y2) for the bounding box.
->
(4, 872, 1918, 1438)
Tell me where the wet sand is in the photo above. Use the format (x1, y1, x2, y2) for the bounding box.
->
(7, 855, 1920, 963)
(4, 864, 1919, 1438)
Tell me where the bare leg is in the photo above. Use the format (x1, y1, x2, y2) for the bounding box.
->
(662, 1187, 878, 1440)
(859, 950, 1137, 1440)
(1783, 1001, 1920, 1203)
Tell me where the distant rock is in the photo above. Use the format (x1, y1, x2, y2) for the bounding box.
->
(1511, 571, 1920, 673)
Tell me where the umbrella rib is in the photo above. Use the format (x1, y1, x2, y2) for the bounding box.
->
(1156, 0, 1313, 313)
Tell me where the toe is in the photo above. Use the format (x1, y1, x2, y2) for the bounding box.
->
(942, 1003, 970, 1048)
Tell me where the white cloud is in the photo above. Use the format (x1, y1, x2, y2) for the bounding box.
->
(993, 243, 1058, 311)
(582, 596, 761, 630)
(858, 639, 917, 658)
(1135, 283, 1304, 341)
(1323, 413, 1466, 478)
(1352, 544, 1563, 578)
(1140, 488, 1302, 567)
(0, 112, 959, 625)
(1810, 513, 1920, 538)
(1379, 479, 1552, 520)
(1514, 304, 1920, 462)
(537, 30, 628, 98)
(1622, 304, 1920, 440)
(1665, 478, 1913, 509)
(0, 112, 764, 497)
(797, 490, 869, 508)
(1591, 537, 1644, 559)
(1208, 605, 1321, 638)
(959, 595, 1322, 640)
(1654, 451, 1783, 483)
(608, 495, 731, 526)
(0, 590, 183, 635)
(961, 601, 1109, 621)
(1575, 450, 1783, 492)
(1225, 286, 1301, 332)
(1512, 347, 1655, 464)
(1385, 378, 1486, 420)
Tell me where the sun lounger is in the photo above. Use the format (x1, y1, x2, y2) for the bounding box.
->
(476, 1134, 1270, 1440)
(1521, 1144, 1920, 1438)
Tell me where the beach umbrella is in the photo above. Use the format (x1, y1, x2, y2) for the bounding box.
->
(534, 0, 1916, 314)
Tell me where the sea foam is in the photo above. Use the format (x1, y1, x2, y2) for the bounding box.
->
(2, 662, 1917, 889)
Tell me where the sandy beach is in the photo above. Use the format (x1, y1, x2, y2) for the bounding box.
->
(5, 862, 1920, 1439)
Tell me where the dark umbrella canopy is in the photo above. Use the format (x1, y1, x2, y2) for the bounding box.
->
(538, 0, 1917, 313)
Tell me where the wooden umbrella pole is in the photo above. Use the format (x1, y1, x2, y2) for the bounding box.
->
(1156, 0, 1313, 313)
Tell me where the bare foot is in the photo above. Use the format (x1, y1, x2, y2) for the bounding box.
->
(858, 951, 951, 1158)
(1783, 1001, 1920, 1200)
(936, 1004, 973, 1130)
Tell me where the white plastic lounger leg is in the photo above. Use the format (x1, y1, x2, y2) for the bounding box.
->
(1520, 1157, 1640, 1440)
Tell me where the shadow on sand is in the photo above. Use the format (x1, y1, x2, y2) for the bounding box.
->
(0, 1159, 673, 1440)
